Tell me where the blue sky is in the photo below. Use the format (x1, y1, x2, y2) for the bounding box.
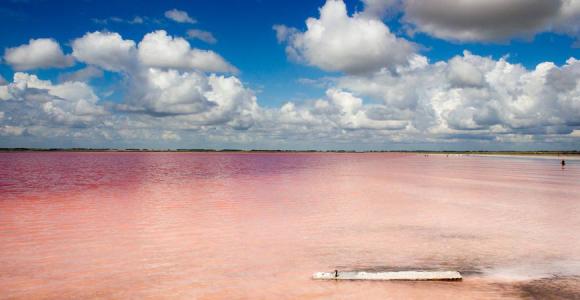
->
(0, 0, 579, 150)
(0, 0, 328, 107)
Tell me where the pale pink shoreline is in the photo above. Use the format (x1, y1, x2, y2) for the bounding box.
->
(445, 153, 580, 160)
(474, 154, 580, 160)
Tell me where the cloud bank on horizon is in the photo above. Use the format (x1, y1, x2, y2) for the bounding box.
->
(0, 0, 579, 150)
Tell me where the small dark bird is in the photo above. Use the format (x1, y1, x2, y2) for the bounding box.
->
(562, 160, 566, 167)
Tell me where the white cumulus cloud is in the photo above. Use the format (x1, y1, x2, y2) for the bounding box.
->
(274, 0, 416, 74)
(119, 68, 216, 116)
(4, 38, 74, 71)
(138, 30, 236, 73)
(72, 31, 137, 72)
(164, 9, 196, 24)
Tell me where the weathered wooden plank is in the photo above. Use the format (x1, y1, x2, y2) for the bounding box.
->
(312, 270, 462, 281)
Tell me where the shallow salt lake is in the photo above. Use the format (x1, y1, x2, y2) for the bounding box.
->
(1, 152, 579, 299)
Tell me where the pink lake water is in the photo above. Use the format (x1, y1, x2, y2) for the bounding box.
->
(1, 152, 579, 299)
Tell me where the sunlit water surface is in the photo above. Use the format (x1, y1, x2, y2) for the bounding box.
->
(1, 152, 579, 299)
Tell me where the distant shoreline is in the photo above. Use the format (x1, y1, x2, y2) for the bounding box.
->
(1, 148, 579, 156)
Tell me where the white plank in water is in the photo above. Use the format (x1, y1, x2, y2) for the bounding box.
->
(312, 271, 462, 281)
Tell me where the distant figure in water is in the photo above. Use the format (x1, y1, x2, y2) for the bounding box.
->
(562, 160, 566, 167)
(334, 270, 339, 278)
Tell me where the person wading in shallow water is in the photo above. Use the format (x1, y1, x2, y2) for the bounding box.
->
(561, 160, 566, 167)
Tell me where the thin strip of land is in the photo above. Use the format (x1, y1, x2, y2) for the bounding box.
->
(0, 148, 579, 156)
